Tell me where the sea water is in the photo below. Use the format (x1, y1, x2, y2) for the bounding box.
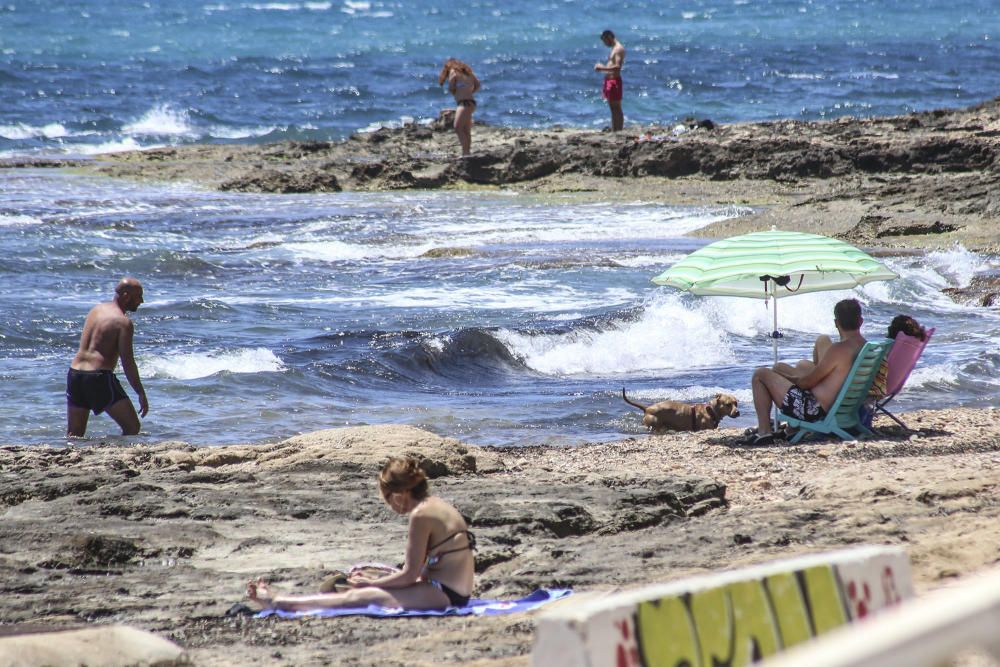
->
(1, 1, 998, 446)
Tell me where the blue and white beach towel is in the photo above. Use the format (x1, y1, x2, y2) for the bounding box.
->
(256, 588, 572, 619)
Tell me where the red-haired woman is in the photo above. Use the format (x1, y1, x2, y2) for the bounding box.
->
(247, 456, 475, 611)
(439, 58, 480, 156)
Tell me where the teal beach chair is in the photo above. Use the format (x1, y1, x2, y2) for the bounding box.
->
(782, 339, 894, 444)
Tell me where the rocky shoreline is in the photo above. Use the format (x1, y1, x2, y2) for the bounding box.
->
(7, 96, 992, 258)
(2, 411, 999, 666)
(13, 99, 1000, 303)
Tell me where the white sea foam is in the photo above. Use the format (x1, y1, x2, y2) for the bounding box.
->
(144, 347, 285, 380)
(0, 214, 43, 227)
(0, 122, 68, 140)
(357, 116, 429, 133)
(282, 239, 432, 261)
(906, 363, 961, 389)
(123, 105, 194, 137)
(278, 204, 746, 262)
(707, 289, 852, 339)
(409, 203, 751, 246)
(924, 245, 991, 287)
(623, 385, 753, 405)
(245, 3, 300, 10)
(72, 137, 148, 155)
(614, 253, 686, 268)
(496, 292, 737, 376)
(855, 248, 1000, 316)
(209, 124, 279, 139)
(223, 283, 638, 312)
(850, 71, 899, 80)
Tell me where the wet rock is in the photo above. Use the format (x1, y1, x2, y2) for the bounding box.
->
(419, 247, 476, 258)
(263, 141, 333, 159)
(362, 127, 393, 143)
(448, 151, 507, 184)
(504, 147, 561, 181)
(942, 274, 1000, 307)
(350, 162, 387, 182)
(629, 143, 703, 178)
(219, 168, 341, 193)
(878, 220, 961, 237)
(839, 213, 891, 245)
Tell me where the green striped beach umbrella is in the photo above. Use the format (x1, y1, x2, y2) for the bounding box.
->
(652, 229, 898, 363)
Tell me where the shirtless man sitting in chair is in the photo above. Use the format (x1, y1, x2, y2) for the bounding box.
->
(742, 298, 866, 446)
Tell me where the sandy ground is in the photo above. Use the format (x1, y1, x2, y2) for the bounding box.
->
(1, 410, 998, 666)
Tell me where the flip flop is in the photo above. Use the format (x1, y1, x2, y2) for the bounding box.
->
(745, 423, 788, 438)
(225, 602, 256, 617)
(738, 432, 775, 447)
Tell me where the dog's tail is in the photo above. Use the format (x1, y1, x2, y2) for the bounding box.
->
(621, 387, 649, 412)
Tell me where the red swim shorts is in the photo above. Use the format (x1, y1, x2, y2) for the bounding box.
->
(602, 77, 623, 102)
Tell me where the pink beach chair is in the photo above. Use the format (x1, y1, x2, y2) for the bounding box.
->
(875, 327, 935, 430)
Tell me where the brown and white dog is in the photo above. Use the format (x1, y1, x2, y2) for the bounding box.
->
(622, 388, 740, 433)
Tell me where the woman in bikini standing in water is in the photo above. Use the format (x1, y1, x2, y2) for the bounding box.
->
(246, 456, 475, 611)
(439, 58, 480, 156)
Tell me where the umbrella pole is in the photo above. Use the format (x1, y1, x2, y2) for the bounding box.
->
(770, 283, 779, 432)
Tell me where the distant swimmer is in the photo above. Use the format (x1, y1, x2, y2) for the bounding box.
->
(66, 277, 149, 437)
(594, 29, 625, 132)
(439, 58, 481, 156)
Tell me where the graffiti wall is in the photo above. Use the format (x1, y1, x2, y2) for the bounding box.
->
(533, 546, 913, 667)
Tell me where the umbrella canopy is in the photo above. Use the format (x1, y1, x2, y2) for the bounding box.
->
(652, 229, 898, 298)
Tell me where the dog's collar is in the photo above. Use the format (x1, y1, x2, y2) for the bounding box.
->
(702, 402, 719, 429)
(692, 403, 716, 432)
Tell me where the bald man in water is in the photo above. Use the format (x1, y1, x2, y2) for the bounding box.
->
(66, 277, 149, 437)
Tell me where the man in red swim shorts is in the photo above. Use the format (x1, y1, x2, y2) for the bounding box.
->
(594, 29, 625, 131)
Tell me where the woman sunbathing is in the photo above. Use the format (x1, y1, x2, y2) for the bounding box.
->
(246, 456, 475, 612)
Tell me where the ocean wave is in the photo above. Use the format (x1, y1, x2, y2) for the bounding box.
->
(123, 104, 195, 137)
(378, 328, 527, 382)
(208, 124, 281, 140)
(71, 137, 149, 155)
(849, 71, 900, 80)
(144, 347, 285, 380)
(906, 362, 960, 389)
(0, 122, 68, 140)
(0, 213, 44, 227)
(496, 293, 738, 376)
(341, 1, 390, 16)
(282, 239, 432, 262)
(621, 384, 753, 405)
(357, 116, 434, 134)
(924, 245, 992, 288)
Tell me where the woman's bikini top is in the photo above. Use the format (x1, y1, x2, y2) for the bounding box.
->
(450, 73, 478, 101)
(424, 529, 476, 570)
